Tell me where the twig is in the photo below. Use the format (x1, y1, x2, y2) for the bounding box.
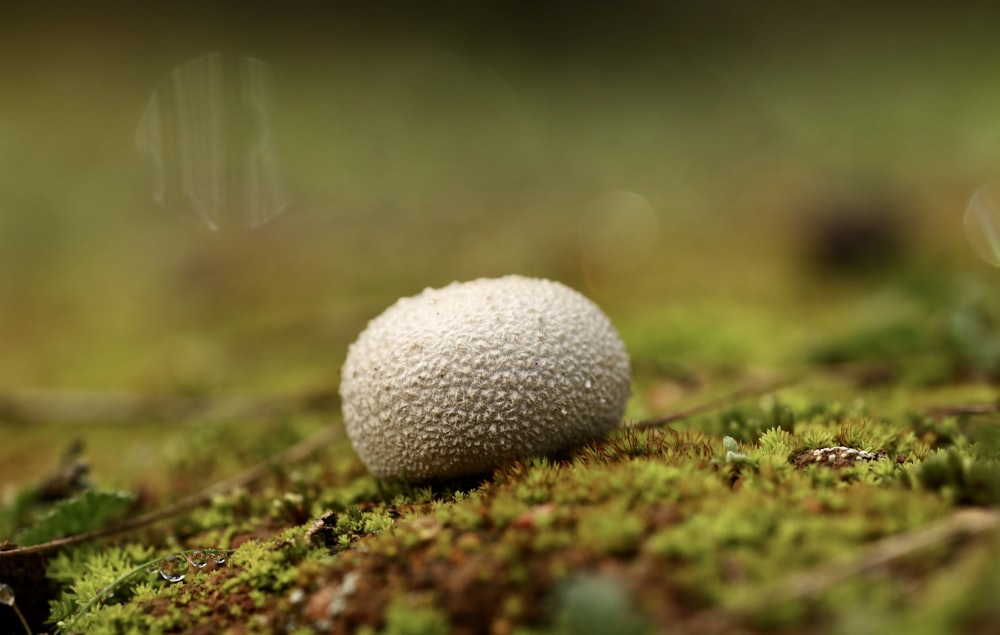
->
(628, 377, 796, 430)
(0, 387, 338, 425)
(0, 425, 341, 558)
(926, 401, 1000, 418)
(756, 507, 1000, 603)
(684, 508, 1000, 635)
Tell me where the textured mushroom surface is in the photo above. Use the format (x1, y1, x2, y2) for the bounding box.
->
(340, 275, 631, 480)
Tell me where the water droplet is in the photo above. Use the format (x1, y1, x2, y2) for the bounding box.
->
(187, 550, 209, 568)
(965, 184, 1000, 267)
(206, 549, 227, 565)
(0, 582, 15, 606)
(158, 554, 188, 582)
(136, 52, 288, 231)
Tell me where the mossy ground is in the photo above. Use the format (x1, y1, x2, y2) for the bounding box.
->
(5, 329, 1000, 634)
(5, 4, 1000, 634)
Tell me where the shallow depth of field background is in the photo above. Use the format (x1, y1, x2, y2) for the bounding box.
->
(3, 3, 1000, 487)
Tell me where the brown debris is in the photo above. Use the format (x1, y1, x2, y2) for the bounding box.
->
(793, 446, 884, 469)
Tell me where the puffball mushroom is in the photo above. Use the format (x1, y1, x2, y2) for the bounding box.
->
(339, 275, 631, 481)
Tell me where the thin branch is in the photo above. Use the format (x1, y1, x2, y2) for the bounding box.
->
(684, 509, 1000, 635)
(0, 387, 338, 425)
(628, 377, 796, 430)
(927, 401, 1000, 418)
(757, 507, 1000, 603)
(0, 425, 342, 558)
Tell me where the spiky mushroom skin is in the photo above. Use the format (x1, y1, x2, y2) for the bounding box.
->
(339, 275, 632, 481)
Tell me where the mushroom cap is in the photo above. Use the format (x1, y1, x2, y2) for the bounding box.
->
(339, 275, 631, 481)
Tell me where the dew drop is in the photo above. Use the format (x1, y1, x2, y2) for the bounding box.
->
(158, 554, 188, 582)
(206, 549, 227, 565)
(964, 184, 1000, 267)
(0, 582, 14, 606)
(187, 550, 209, 568)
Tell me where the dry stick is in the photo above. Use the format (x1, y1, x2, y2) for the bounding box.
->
(0, 388, 338, 424)
(0, 425, 341, 559)
(757, 507, 1000, 604)
(927, 401, 1000, 418)
(629, 377, 796, 430)
(681, 508, 1000, 635)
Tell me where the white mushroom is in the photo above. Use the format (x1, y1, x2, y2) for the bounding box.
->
(339, 275, 631, 480)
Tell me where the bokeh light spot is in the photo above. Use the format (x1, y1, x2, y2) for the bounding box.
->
(136, 53, 288, 231)
(964, 184, 1000, 267)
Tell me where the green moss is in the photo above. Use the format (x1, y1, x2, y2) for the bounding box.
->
(380, 594, 451, 635)
(47, 544, 165, 633)
(15, 490, 136, 547)
(19, 380, 993, 635)
(575, 502, 645, 557)
(905, 448, 1000, 505)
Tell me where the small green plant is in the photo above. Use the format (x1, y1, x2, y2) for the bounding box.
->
(707, 397, 796, 444)
(906, 448, 1000, 505)
(15, 490, 136, 546)
(798, 427, 836, 450)
(715, 436, 749, 465)
(836, 418, 887, 454)
(758, 427, 795, 458)
(50, 547, 232, 633)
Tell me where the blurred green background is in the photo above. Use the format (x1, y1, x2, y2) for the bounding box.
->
(2, 2, 1000, 485)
